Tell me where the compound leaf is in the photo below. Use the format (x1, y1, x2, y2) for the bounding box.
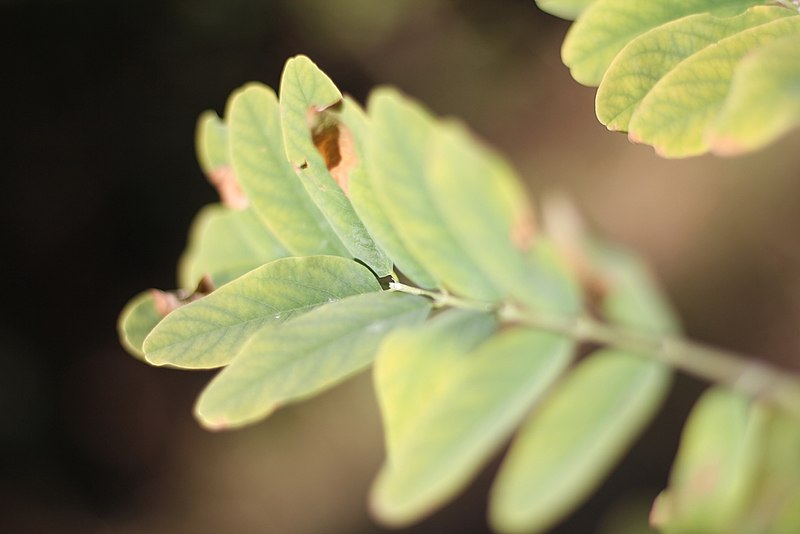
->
(195, 291, 431, 430)
(596, 7, 791, 132)
(489, 238, 674, 533)
(279, 55, 392, 275)
(628, 15, 800, 157)
(227, 82, 349, 257)
(143, 256, 380, 369)
(562, 0, 762, 86)
(372, 324, 573, 526)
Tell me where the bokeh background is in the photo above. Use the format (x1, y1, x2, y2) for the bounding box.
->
(4, 0, 800, 532)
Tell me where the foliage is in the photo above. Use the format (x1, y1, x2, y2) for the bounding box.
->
(118, 52, 800, 533)
(537, 0, 800, 157)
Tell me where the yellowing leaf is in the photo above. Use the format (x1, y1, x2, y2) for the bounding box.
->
(628, 15, 800, 157)
(709, 33, 800, 155)
(596, 7, 791, 132)
(562, 0, 762, 86)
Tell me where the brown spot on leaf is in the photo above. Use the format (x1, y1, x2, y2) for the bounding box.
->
(329, 126, 358, 195)
(307, 102, 358, 196)
(150, 274, 216, 317)
(511, 206, 537, 251)
(312, 122, 342, 169)
(207, 166, 248, 210)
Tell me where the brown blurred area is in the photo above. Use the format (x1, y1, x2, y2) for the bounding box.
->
(3, 0, 800, 532)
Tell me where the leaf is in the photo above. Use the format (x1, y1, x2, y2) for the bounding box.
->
(596, 7, 792, 132)
(591, 242, 681, 335)
(427, 122, 582, 313)
(735, 407, 800, 533)
(562, 0, 763, 86)
(651, 388, 763, 533)
(372, 324, 574, 526)
(366, 88, 500, 300)
(227, 82, 349, 257)
(526, 238, 584, 315)
(341, 96, 437, 288)
(195, 110, 229, 174)
(177, 203, 288, 290)
(118, 291, 164, 360)
(535, 0, 597, 20)
(196, 110, 246, 209)
(279, 55, 392, 276)
(627, 15, 800, 157)
(195, 291, 431, 430)
(374, 309, 498, 460)
(709, 33, 800, 155)
(143, 256, 381, 369)
(489, 349, 672, 534)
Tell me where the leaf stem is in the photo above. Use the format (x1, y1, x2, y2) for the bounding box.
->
(389, 283, 800, 417)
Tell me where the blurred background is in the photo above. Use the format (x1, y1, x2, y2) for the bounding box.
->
(3, 0, 800, 532)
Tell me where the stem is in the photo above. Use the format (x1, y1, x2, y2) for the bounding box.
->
(390, 282, 800, 417)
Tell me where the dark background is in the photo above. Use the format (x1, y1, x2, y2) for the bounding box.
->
(4, 0, 800, 532)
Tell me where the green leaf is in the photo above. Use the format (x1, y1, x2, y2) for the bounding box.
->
(591, 242, 681, 335)
(196, 110, 229, 174)
(427, 122, 583, 313)
(195, 291, 431, 430)
(227, 82, 349, 257)
(596, 6, 792, 132)
(709, 33, 800, 155)
(279, 55, 392, 275)
(736, 407, 800, 533)
(627, 15, 800, 157)
(527, 238, 584, 315)
(143, 256, 381, 369)
(562, 0, 763, 86)
(342, 97, 437, 288)
(372, 324, 574, 526)
(118, 291, 164, 360)
(177, 204, 288, 289)
(652, 388, 763, 533)
(535, 0, 597, 20)
(489, 349, 671, 534)
(374, 309, 498, 462)
(366, 88, 500, 300)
